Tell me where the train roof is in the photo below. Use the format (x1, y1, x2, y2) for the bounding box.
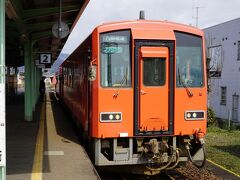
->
(95, 20, 204, 37)
(61, 19, 204, 67)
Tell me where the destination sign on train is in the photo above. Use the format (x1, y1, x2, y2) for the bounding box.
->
(102, 35, 128, 43)
(101, 44, 123, 54)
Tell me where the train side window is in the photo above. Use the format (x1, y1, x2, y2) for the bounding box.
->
(100, 30, 131, 88)
(143, 57, 166, 86)
(175, 32, 204, 87)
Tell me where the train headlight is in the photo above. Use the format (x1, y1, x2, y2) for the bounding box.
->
(185, 111, 205, 120)
(192, 113, 197, 118)
(100, 112, 122, 122)
(109, 114, 114, 120)
(115, 114, 120, 120)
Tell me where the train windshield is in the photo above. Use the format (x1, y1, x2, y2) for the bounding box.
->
(175, 32, 203, 87)
(100, 30, 131, 87)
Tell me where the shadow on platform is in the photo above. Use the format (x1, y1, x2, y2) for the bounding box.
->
(6, 91, 40, 176)
(48, 92, 80, 144)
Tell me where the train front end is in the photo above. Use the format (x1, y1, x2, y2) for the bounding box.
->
(89, 21, 207, 174)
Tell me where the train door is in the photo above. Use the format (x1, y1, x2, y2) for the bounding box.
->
(134, 41, 174, 135)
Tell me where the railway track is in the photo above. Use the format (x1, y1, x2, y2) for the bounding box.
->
(98, 162, 222, 180)
(164, 162, 221, 180)
(99, 171, 173, 180)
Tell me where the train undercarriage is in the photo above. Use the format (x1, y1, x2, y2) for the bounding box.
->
(91, 135, 206, 175)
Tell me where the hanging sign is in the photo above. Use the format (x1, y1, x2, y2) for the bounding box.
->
(40, 53, 52, 64)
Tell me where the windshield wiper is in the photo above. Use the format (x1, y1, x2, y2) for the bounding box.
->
(113, 68, 128, 98)
(178, 68, 193, 97)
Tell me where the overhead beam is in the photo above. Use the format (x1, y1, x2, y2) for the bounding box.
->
(5, 0, 22, 20)
(31, 44, 64, 51)
(9, 0, 23, 14)
(31, 31, 52, 41)
(5, 0, 28, 41)
(6, 1, 79, 42)
(22, 5, 80, 20)
(27, 20, 72, 33)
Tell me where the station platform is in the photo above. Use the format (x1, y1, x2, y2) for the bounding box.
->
(6, 89, 100, 180)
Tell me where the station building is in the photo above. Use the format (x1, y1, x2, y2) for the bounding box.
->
(204, 18, 240, 123)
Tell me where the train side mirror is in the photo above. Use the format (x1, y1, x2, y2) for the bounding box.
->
(88, 65, 97, 81)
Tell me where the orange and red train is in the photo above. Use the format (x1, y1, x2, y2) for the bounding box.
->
(56, 18, 207, 174)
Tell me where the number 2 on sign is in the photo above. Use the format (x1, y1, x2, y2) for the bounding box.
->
(42, 55, 48, 62)
(40, 54, 51, 64)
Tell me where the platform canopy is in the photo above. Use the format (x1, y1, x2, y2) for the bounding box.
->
(5, 0, 87, 67)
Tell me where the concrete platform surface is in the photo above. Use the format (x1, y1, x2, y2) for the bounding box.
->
(6, 91, 100, 180)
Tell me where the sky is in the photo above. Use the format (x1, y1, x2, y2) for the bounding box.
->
(51, 0, 240, 73)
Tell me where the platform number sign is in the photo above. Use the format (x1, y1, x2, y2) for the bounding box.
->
(40, 53, 52, 64)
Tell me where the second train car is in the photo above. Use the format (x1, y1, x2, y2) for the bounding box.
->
(56, 17, 207, 174)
